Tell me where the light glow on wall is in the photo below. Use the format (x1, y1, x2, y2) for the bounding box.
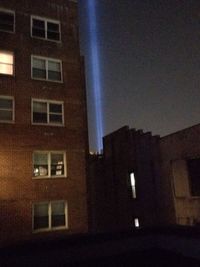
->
(87, 0, 103, 151)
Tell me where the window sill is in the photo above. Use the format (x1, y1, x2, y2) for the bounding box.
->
(31, 77, 63, 83)
(31, 35, 61, 44)
(0, 120, 14, 124)
(33, 226, 68, 233)
(0, 29, 15, 34)
(31, 123, 65, 127)
(32, 176, 67, 180)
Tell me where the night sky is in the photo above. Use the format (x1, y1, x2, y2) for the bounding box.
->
(79, 0, 200, 151)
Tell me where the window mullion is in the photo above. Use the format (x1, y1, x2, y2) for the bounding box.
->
(49, 202, 51, 229)
(48, 152, 51, 178)
(46, 59, 48, 80)
(47, 102, 50, 123)
(45, 20, 47, 39)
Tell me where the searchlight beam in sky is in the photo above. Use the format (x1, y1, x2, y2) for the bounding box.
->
(87, 0, 103, 152)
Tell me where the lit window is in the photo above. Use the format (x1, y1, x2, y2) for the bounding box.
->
(33, 151, 66, 178)
(0, 9, 14, 33)
(130, 172, 136, 198)
(0, 51, 14, 75)
(134, 218, 140, 228)
(32, 56, 62, 82)
(0, 96, 14, 122)
(32, 99, 64, 125)
(31, 16, 60, 41)
(33, 201, 68, 231)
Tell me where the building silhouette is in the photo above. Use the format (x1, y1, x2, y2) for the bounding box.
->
(0, 0, 88, 246)
(89, 124, 200, 232)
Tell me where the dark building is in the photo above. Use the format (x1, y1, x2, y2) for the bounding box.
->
(89, 124, 200, 232)
(89, 126, 162, 232)
(160, 123, 200, 226)
(0, 0, 88, 246)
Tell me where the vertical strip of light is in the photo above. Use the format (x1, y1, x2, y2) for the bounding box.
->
(87, 0, 103, 151)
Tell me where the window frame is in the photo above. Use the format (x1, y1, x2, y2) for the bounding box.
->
(32, 200, 68, 232)
(32, 151, 67, 179)
(31, 15, 61, 42)
(0, 50, 14, 76)
(0, 95, 14, 123)
(0, 8, 15, 33)
(31, 98, 64, 126)
(31, 55, 63, 83)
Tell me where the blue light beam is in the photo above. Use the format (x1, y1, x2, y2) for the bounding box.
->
(87, 0, 103, 152)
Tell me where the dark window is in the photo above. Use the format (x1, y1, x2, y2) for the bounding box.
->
(32, 18, 45, 38)
(33, 202, 67, 231)
(0, 97, 13, 122)
(51, 202, 65, 227)
(188, 158, 200, 196)
(32, 100, 63, 125)
(32, 56, 62, 82)
(33, 203, 48, 230)
(32, 17, 60, 41)
(32, 101, 47, 124)
(47, 22, 60, 41)
(0, 10, 14, 32)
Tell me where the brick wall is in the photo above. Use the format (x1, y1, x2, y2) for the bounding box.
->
(0, 0, 88, 246)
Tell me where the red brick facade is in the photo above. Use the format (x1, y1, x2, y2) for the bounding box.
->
(0, 0, 88, 246)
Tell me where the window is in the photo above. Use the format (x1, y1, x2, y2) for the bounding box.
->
(31, 16, 60, 41)
(134, 218, 140, 228)
(33, 151, 66, 178)
(32, 99, 64, 126)
(187, 158, 200, 196)
(0, 51, 14, 75)
(32, 56, 62, 82)
(0, 9, 14, 33)
(130, 172, 136, 199)
(33, 201, 68, 231)
(0, 96, 14, 122)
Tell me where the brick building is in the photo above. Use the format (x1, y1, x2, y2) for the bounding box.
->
(89, 124, 200, 232)
(0, 0, 88, 246)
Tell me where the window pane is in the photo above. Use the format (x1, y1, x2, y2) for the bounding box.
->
(33, 58, 45, 69)
(32, 58, 46, 79)
(188, 159, 200, 196)
(33, 102, 47, 113)
(0, 110, 12, 121)
(34, 203, 48, 216)
(49, 114, 63, 124)
(0, 98, 12, 109)
(0, 52, 13, 75)
(48, 70, 61, 81)
(47, 22, 60, 41)
(51, 153, 64, 176)
(47, 22, 59, 32)
(32, 19, 45, 38)
(0, 11, 14, 32)
(0, 52, 13, 64)
(51, 202, 65, 227)
(33, 153, 48, 177)
(49, 103, 62, 113)
(48, 61, 60, 72)
(34, 203, 49, 230)
(33, 102, 47, 123)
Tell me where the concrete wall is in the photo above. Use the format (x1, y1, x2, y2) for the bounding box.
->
(160, 124, 200, 225)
